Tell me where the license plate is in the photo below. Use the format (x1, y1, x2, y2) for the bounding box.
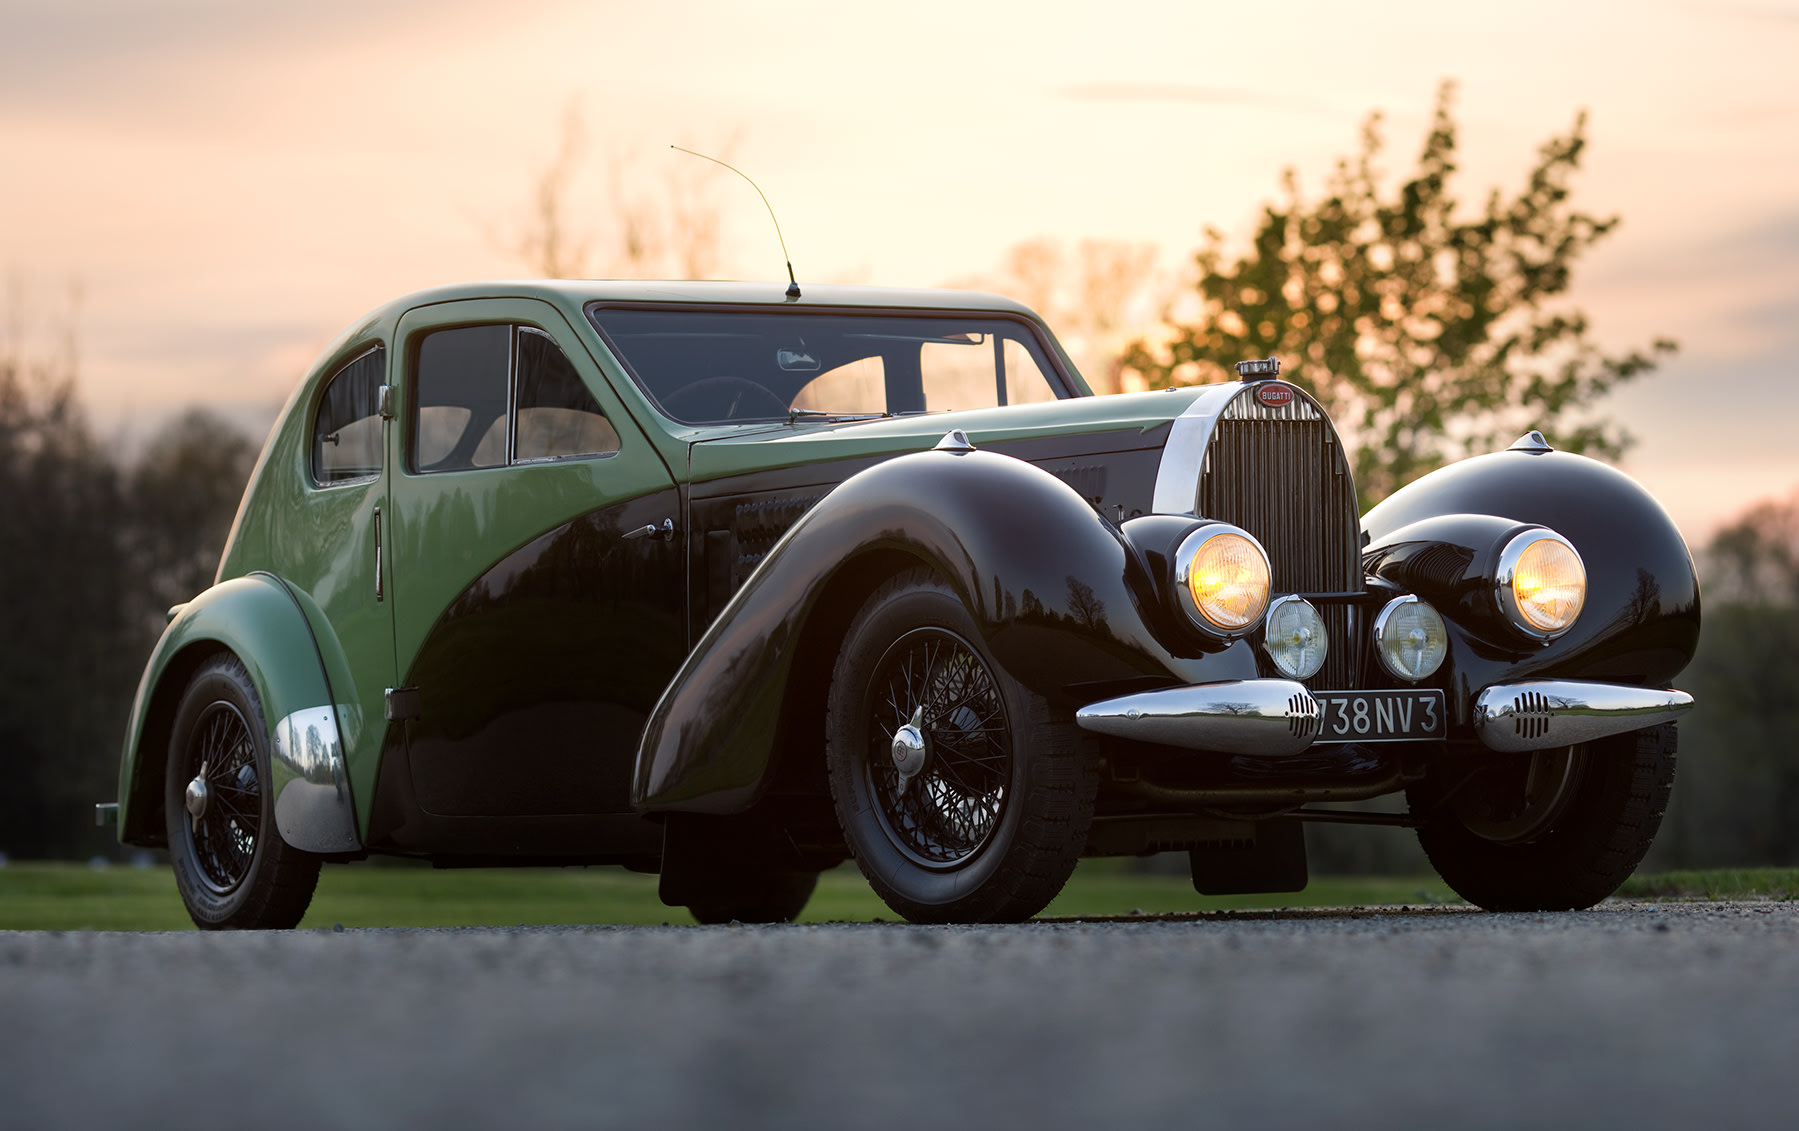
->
(1313, 690, 1446, 742)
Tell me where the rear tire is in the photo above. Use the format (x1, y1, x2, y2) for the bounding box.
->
(1409, 723, 1676, 911)
(826, 568, 1097, 924)
(165, 654, 321, 929)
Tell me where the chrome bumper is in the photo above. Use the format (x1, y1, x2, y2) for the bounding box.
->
(1074, 680, 1321, 755)
(1472, 679, 1694, 753)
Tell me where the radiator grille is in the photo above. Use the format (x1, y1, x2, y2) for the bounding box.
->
(1196, 389, 1364, 689)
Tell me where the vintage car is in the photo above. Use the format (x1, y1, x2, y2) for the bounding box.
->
(111, 280, 1699, 928)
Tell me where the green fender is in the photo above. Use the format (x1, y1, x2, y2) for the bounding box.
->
(117, 572, 364, 854)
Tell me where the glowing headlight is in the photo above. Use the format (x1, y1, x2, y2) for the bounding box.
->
(1496, 531, 1585, 640)
(1373, 595, 1448, 682)
(1174, 526, 1271, 635)
(1262, 595, 1327, 679)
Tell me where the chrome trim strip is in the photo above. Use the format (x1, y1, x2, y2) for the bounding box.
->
(270, 705, 361, 853)
(1075, 679, 1321, 755)
(1150, 383, 1247, 514)
(1472, 680, 1694, 753)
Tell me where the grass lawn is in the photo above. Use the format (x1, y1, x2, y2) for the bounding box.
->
(8, 858, 1794, 932)
(0, 857, 1477, 931)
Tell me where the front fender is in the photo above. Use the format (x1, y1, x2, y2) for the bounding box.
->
(1362, 446, 1701, 725)
(117, 573, 361, 853)
(633, 446, 1253, 813)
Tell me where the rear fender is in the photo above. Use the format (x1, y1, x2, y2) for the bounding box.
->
(117, 573, 362, 853)
(633, 445, 1254, 814)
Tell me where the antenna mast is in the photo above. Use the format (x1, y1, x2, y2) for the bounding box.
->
(670, 145, 801, 299)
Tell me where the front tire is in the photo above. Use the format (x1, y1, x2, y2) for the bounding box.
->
(826, 569, 1097, 924)
(1409, 723, 1677, 911)
(165, 654, 321, 929)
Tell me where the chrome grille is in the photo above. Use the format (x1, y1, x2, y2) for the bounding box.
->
(1196, 388, 1364, 689)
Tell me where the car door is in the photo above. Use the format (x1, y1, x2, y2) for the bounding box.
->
(287, 345, 399, 809)
(387, 298, 684, 818)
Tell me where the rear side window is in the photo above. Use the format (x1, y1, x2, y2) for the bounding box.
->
(412, 323, 619, 473)
(311, 347, 385, 486)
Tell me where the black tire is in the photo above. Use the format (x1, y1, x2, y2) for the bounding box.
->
(165, 654, 321, 929)
(826, 568, 1098, 924)
(685, 869, 819, 925)
(1408, 723, 1677, 912)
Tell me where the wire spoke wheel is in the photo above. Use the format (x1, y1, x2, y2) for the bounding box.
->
(866, 628, 1011, 867)
(165, 653, 320, 929)
(183, 702, 262, 894)
(826, 569, 1098, 924)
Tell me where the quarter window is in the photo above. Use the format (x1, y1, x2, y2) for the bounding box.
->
(411, 324, 618, 473)
(515, 328, 619, 461)
(311, 347, 385, 486)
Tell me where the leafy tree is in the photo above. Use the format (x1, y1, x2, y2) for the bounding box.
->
(1125, 81, 1675, 507)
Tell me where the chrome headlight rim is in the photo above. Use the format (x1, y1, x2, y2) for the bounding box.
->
(1494, 529, 1585, 643)
(1261, 594, 1328, 680)
(1372, 594, 1449, 683)
(1172, 522, 1272, 640)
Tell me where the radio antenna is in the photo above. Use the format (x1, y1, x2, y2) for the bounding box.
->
(670, 145, 801, 299)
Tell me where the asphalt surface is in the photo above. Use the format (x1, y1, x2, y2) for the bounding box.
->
(5, 902, 1798, 1130)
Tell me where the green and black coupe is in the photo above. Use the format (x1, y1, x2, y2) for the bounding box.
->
(111, 281, 1699, 927)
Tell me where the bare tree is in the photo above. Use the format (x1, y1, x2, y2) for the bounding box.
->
(958, 237, 1163, 394)
(510, 98, 741, 281)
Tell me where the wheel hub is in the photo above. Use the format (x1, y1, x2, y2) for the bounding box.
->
(891, 706, 928, 794)
(184, 763, 211, 832)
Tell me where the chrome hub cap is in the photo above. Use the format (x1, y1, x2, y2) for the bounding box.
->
(185, 765, 211, 831)
(891, 707, 928, 794)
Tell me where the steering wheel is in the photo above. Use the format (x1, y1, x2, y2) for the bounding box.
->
(662, 377, 789, 423)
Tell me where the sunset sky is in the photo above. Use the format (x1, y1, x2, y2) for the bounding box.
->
(3, 0, 1796, 545)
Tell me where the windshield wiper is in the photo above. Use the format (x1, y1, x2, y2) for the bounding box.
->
(789, 408, 890, 423)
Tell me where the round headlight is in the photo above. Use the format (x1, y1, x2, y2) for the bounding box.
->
(1262, 595, 1327, 679)
(1174, 526, 1271, 635)
(1496, 531, 1585, 640)
(1373, 595, 1448, 682)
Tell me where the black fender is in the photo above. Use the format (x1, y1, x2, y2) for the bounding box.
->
(1362, 445, 1700, 726)
(633, 446, 1254, 813)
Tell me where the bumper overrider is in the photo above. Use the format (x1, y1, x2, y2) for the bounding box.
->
(1074, 678, 1694, 755)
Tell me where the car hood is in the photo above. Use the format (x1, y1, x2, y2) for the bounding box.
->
(686, 387, 1208, 485)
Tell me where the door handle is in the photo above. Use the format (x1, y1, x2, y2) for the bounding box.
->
(623, 518, 676, 543)
(374, 506, 384, 602)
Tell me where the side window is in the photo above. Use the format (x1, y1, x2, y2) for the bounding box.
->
(514, 328, 619, 461)
(918, 329, 1060, 413)
(414, 325, 510, 472)
(311, 347, 385, 486)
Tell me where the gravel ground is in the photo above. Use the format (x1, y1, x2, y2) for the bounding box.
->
(4, 902, 1798, 1129)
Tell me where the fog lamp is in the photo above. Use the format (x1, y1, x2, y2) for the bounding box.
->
(1496, 531, 1585, 640)
(1174, 526, 1271, 635)
(1262, 595, 1327, 679)
(1374, 595, 1448, 682)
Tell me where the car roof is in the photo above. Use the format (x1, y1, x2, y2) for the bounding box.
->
(375, 279, 1042, 319)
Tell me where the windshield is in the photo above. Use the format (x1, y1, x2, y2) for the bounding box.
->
(588, 307, 1069, 425)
